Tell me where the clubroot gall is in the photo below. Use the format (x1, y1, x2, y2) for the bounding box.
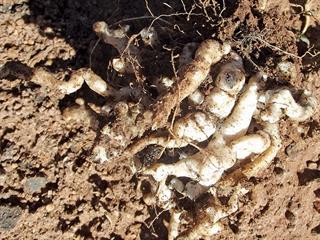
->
(3, 22, 316, 239)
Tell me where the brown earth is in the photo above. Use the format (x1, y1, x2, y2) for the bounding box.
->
(0, 0, 320, 239)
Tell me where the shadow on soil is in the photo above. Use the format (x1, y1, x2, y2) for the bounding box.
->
(23, 0, 238, 75)
(302, 24, 320, 73)
(24, 0, 148, 77)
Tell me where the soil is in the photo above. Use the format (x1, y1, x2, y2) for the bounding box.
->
(0, 0, 320, 239)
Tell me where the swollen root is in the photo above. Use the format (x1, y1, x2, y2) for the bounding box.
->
(151, 40, 231, 130)
(31, 68, 111, 97)
(260, 89, 317, 123)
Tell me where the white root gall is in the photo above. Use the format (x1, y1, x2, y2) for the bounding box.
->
(29, 67, 93, 98)
(6, 20, 317, 240)
(51, 68, 111, 96)
(112, 58, 134, 74)
(151, 39, 231, 130)
(260, 89, 317, 123)
(214, 55, 245, 96)
(93, 21, 130, 53)
(230, 131, 271, 160)
(188, 89, 204, 105)
(144, 152, 227, 187)
(220, 73, 263, 140)
(92, 146, 109, 163)
(242, 122, 282, 178)
(172, 111, 216, 142)
(94, 21, 141, 74)
(60, 23, 316, 239)
(205, 89, 235, 118)
(181, 187, 246, 239)
(132, 50, 315, 238)
(167, 211, 182, 240)
(203, 53, 245, 119)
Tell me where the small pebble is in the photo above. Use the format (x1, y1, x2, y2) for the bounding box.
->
(24, 176, 48, 194)
(45, 204, 54, 212)
(307, 162, 318, 169)
(0, 206, 22, 230)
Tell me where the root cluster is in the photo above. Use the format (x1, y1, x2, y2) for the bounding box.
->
(2, 21, 316, 240)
